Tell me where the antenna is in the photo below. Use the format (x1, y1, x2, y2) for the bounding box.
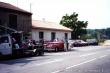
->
(17, 0, 18, 7)
(30, 3, 33, 12)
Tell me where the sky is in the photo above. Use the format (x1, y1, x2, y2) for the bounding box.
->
(0, 0, 110, 29)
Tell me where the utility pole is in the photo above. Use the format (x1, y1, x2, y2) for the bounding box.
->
(5, 23, 7, 34)
(17, 0, 18, 7)
(97, 32, 100, 42)
(43, 18, 45, 22)
(30, 3, 32, 12)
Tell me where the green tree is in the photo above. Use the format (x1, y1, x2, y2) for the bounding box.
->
(105, 28, 110, 39)
(60, 12, 88, 39)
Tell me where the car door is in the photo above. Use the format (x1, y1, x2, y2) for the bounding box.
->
(0, 34, 12, 55)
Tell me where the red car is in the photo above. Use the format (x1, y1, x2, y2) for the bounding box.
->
(74, 40, 88, 47)
(45, 41, 64, 51)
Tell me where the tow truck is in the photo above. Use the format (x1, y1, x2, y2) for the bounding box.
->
(0, 25, 44, 60)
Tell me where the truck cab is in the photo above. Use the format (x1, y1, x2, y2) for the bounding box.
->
(0, 34, 12, 55)
(0, 33, 44, 59)
(0, 33, 22, 56)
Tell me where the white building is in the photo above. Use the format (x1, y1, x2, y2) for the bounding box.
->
(32, 20, 72, 41)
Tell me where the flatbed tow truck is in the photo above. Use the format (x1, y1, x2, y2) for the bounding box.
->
(0, 25, 44, 60)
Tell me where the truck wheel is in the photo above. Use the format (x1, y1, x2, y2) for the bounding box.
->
(34, 51, 39, 56)
(39, 51, 44, 56)
(0, 53, 2, 61)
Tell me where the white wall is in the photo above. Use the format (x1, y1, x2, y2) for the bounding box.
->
(32, 29, 71, 41)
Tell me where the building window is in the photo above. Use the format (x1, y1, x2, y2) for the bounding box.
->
(65, 33, 68, 39)
(9, 14, 17, 29)
(39, 32, 44, 39)
(0, 36, 9, 43)
(51, 32, 56, 41)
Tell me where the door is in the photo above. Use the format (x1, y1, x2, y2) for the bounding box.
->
(65, 33, 68, 39)
(0, 34, 12, 55)
(51, 32, 56, 41)
(39, 32, 44, 39)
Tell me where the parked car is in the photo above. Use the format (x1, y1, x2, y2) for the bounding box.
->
(68, 40, 74, 49)
(45, 41, 64, 51)
(73, 40, 81, 47)
(87, 40, 99, 45)
(80, 40, 89, 46)
(73, 40, 88, 47)
(43, 40, 51, 49)
(44, 40, 51, 45)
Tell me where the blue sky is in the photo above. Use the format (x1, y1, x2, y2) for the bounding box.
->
(0, 0, 110, 29)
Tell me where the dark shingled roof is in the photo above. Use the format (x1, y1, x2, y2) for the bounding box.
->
(0, 2, 32, 15)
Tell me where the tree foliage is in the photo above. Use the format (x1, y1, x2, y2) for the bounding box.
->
(60, 12, 88, 39)
(87, 28, 110, 39)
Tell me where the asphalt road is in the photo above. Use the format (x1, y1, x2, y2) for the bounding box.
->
(0, 46, 110, 73)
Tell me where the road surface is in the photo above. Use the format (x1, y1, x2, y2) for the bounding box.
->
(0, 46, 110, 73)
